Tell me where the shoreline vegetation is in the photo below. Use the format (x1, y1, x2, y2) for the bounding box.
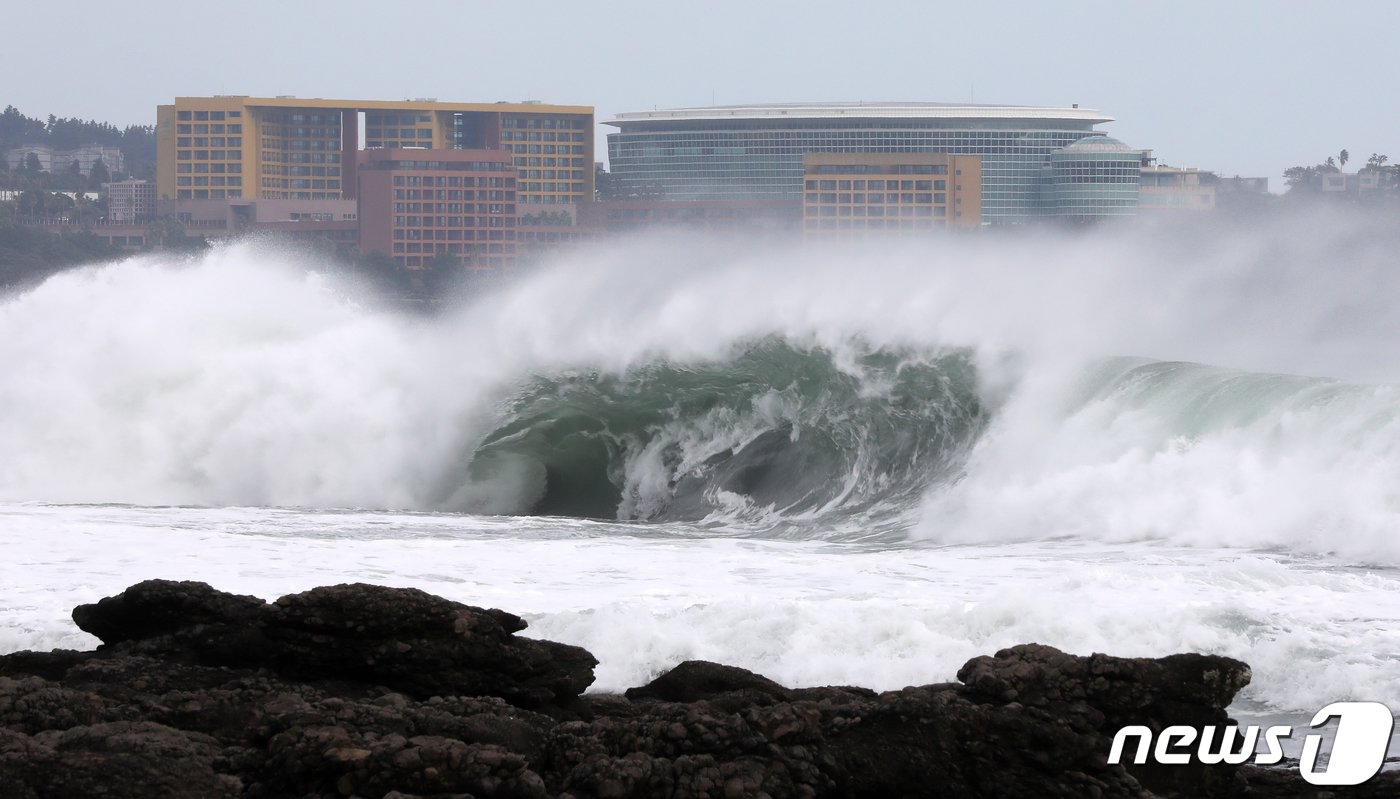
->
(1, 579, 1394, 797)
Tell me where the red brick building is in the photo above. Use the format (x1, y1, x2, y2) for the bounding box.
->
(356, 149, 517, 270)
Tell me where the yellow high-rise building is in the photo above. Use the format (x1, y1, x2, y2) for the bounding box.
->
(156, 96, 593, 207)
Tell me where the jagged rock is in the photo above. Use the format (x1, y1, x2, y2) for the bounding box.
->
(0, 720, 241, 799)
(1237, 764, 1400, 799)
(957, 643, 1252, 727)
(0, 649, 93, 682)
(263, 583, 597, 711)
(958, 644, 1254, 797)
(0, 675, 125, 734)
(624, 660, 792, 707)
(72, 579, 265, 645)
(66, 580, 597, 713)
(1, 581, 1393, 798)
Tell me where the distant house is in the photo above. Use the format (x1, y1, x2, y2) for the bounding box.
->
(4, 143, 125, 175)
(104, 179, 156, 223)
(1139, 164, 1216, 212)
(0, 189, 99, 202)
(1216, 176, 1269, 194)
(1321, 171, 1383, 193)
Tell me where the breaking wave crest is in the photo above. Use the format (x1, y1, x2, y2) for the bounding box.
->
(458, 341, 985, 528)
(4, 212, 1400, 561)
(918, 358, 1400, 561)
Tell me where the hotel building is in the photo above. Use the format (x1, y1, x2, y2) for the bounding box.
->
(356, 149, 518, 270)
(1042, 136, 1142, 222)
(606, 102, 1127, 224)
(1139, 164, 1217, 213)
(155, 96, 593, 208)
(802, 152, 981, 237)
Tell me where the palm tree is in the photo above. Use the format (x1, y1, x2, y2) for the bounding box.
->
(1339, 149, 1350, 170)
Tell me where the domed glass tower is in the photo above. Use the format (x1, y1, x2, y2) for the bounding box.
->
(1044, 136, 1142, 222)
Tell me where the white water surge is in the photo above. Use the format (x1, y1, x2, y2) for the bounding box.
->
(1, 207, 1398, 721)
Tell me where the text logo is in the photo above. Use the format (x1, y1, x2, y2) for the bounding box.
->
(1108, 701, 1394, 786)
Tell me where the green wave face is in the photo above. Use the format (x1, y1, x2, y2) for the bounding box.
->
(457, 339, 988, 529)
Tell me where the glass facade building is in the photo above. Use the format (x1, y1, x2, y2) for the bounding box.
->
(606, 103, 1119, 224)
(1043, 136, 1142, 222)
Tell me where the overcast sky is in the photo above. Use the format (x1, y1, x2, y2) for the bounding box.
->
(14, 0, 1398, 183)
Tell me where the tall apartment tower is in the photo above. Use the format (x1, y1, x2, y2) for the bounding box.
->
(155, 96, 593, 208)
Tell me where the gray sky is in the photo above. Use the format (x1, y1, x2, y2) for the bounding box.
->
(15, 0, 1398, 183)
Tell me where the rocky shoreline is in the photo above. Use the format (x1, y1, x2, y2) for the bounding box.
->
(0, 580, 1393, 798)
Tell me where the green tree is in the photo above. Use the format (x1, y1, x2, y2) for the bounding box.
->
(88, 157, 110, 190)
(351, 249, 410, 296)
(71, 194, 104, 227)
(420, 253, 465, 296)
(17, 190, 75, 219)
(51, 160, 87, 192)
(594, 163, 614, 200)
(148, 215, 209, 252)
(1283, 165, 1319, 192)
(23, 152, 42, 174)
(0, 223, 119, 290)
(0, 107, 153, 183)
(16, 190, 42, 216)
(0, 106, 47, 146)
(48, 192, 75, 219)
(119, 124, 156, 180)
(1339, 149, 1350, 170)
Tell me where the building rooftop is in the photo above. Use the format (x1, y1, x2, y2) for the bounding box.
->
(1056, 135, 1140, 154)
(607, 101, 1113, 126)
(168, 96, 592, 115)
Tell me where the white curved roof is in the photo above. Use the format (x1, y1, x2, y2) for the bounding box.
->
(607, 101, 1113, 126)
(1055, 135, 1140, 154)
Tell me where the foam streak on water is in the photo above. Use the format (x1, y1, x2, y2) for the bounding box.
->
(3, 503, 1397, 715)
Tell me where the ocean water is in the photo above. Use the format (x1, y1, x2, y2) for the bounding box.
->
(2, 210, 1399, 739)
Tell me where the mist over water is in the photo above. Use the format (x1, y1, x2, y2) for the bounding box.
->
(4, 208, 1400, 555)
(4, 206, 1400, 714)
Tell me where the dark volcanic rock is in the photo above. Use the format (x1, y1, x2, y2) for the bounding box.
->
(2, 580, 1395, 798)
(958, 644, 1255, 797)
(624, 660, 792, 706)
(263, 583, 597, 710)
(0, 720, 241, 799)
(958, 643, 1252, 728)
(66, 580, 597, 714)
(73, 579, 266, 645)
